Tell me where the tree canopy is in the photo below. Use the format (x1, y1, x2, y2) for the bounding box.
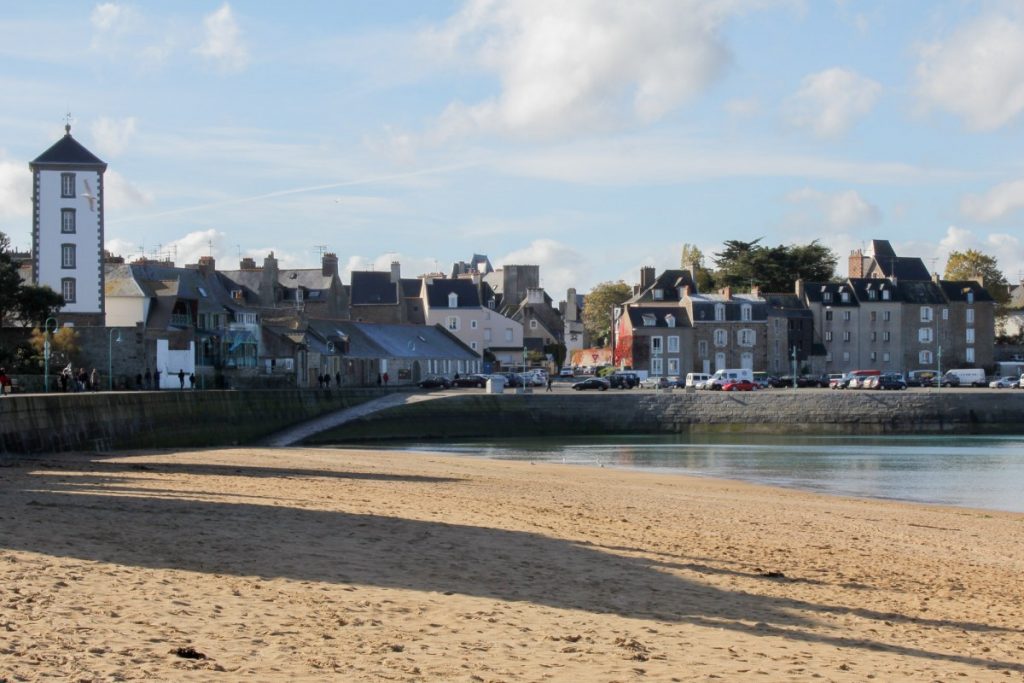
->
(582, 280, 632, 346)
(712, 238, 837, 292)
(0, 230, 65, 327)
(944, 249, 1009, 303)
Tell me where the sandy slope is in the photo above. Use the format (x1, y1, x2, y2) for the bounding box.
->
(1, 447, 1022, 681)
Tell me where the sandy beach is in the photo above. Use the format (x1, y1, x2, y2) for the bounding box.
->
(1, 447, 1022, 681)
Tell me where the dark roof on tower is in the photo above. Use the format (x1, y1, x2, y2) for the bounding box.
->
(31, 128, 106, 168)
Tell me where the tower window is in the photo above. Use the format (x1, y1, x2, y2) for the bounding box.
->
(61, 277, 76, 303)
(61, 173, 76, 198)
(61, 208, 76, 233)
(61, 243, 76, 269)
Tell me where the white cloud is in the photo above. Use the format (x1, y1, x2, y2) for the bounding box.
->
(0, 158, 32, 221)
(343, 253, 442, 282)
(195, 3, 249, 72)
(91, 117, 137, 157)
(424, 0, 770, 139)
(935, 225, 1024, 277)
(915, 13, 1024, 131)
(961, 179, 1024, 222)
(496, 239, 590, 298)
(785, 187, 881, 230)
(785, 67, 881, 138)
(104, 170, 153, 210)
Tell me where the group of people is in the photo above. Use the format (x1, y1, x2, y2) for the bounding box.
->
(58, 366, 100, 392)
(317, 372, 342, 389)
(132, 368, 196, 390)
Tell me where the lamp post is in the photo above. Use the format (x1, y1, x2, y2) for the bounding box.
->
(937, 345, 943, 388)
(43, 316, 58, 393)
(108, 328, 122, 391)
(791, 345, 798, 389)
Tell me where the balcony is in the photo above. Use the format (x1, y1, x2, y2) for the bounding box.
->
(170, 313, 192, 327)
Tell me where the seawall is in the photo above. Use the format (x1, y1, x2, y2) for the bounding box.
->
(306, 390, 1024, 443)
(0, 389, 382, 455)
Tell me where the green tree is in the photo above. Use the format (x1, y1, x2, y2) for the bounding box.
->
(944, 249, 1009, 303)
(713, 238, 836, 292)
(582, 281, 632, 346)
(0, 232, 22, 324)
(16, 284, 64, 327)
(680, 243, 715, 291)
(1, 229, 65, 326)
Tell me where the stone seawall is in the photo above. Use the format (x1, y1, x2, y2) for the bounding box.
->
(0, 390, 382, 455)
(307, 390, 1024, 443)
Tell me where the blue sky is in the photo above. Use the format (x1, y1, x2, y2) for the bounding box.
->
(3, 1, 1024, 297)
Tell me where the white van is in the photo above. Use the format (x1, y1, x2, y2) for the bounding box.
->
(942, 368, 986, 387)
(685, 372, 712, 389)
(705, 368, 754, 390)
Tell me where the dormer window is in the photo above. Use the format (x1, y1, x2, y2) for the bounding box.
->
(714, 303, 725, 321)
(652, 289, 664, 301)
(823, 292, 833, 303)
(868, 289, 877, 300)
(448, 292, 458, 307)
(665, 314, 676, 328)
(642, 314, 657, 327)
(966, 291, 974, 304)
(740, 304, 751, 321)
(882, 289, 890, 300)
(840, 291, 850, 303)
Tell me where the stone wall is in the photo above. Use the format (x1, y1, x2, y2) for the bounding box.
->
(307, 390, 1024, 443)
(0, 389, 382, 455)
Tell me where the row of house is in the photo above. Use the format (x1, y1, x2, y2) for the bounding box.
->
(615, 240, 996, 378)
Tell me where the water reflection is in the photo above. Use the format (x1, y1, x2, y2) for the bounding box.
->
(372, 434, 1024, 513)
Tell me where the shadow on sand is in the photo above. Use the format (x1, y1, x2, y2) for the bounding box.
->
(2, 453, 1020, 674)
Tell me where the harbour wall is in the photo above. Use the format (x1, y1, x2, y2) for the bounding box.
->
(2, 389, 1023, 457)
(306, 390, 1024, 443)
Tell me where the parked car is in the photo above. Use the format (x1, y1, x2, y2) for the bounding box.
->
(927, 374, 960, 388)
(418, 375, 451, 389)
(876, 373, 907, 390)
(451, 373, 489, 388)
(721, 379, 758, 392)
(608, 372, 640, 389)
(559, 367, 575, 377)
(572, 377, 610, 391)
(906, 370, 937, 387)
(685, 372, 712, 389)
(640, 376, 669, 389)
(497, 372, 523, 387)
(988, 376, 1018, 389)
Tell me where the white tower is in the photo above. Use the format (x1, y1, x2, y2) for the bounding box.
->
(30, 123, 107, 325)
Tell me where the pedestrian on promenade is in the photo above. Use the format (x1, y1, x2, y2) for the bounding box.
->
(377, 373, 382, 387)
(383, 371, 389, 386)
(546, 376, 553, 392)
(90, 368, 100, 391)
(189, 373, 195, 389)
(178, 369, 185, 389)
(154, 369, 161, 390)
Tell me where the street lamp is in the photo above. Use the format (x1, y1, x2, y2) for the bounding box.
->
(43, 316, 58, 393)
(108, 328, 122, 391)
(791, 346, 798, 388)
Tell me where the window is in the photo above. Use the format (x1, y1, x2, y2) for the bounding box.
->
(883, 331, 891, 342)
(741, 304, 752, 321)
(61, 277, 76, 303)
(919, 350, 933, 364)
(470, 320, 478, 329)
(667, 358, 680, 375)
(61, 208, 76, 233)
(737, 329, 755, 347)
(967, 292, 974, 304)
(483, 328, 492, 341)
(667, 336, 679, 353)
(842, 311, 851, 321)
(921, 307, 933, 322)
(966, 309, 974, 324)
(448, 292, 458, 307)
(869, 311, 877, 322)
(504, 328, 513, 342)
(841, 291, 850, 303)
(883, 310, 891, 322)
(823, 292, 833, 303)
(966, 347, 975, 363)
(447, 316, 459, 331)
(61, 173, 75, 197)
(883, 352, 890, 362)
(651, 336, 663, 355)
(882, 289, 891, 300)
(665, 314, 675, 328)
(530, 320, 538, 329)
(651, 358, 664, 375)
(714, 304, 725, 321)
(652, 289, 664, 300)
(919, 327, 933, 343)
(471, 341, 478, 350)
(842, 351, 850, 362)
(843, 331, 851, 342)
(870, 351, 877, 361)
(825, 310, 833, 321)
(61, 243, 76, 269)
(642, 314, 656, 327)
(713, 328, 727, 347)
(825, 331, 833, 342)
(698, 340, 708, 358)
(966, 328, 975, 343)
(870, 331, 877, 341)
(868, 289, 877, 300)
(715, 352, 726, 370)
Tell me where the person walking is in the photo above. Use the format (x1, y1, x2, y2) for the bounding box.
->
(90, 368, 100, 391)
(546, 376, 553, 392)
(153, 369, 161, 390)
(376, 373, 382, 387)
(383, 371, 389, 386)
(178, 369, 186, 389)
(189, 373, 196, 389)
(0, 367, 11, 396)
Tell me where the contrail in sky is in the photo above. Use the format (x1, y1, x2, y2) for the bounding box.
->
(108, 160, 482, 225)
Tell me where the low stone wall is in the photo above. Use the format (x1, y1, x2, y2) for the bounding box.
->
(0, 389, 384, 456)
(307, 390, 1024, 443)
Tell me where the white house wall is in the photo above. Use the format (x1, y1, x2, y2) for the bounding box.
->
(105, 295, 148, 327)
(425, 308, 523, 355)
(156, 339, 195, 389)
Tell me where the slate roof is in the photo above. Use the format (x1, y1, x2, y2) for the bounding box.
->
(802, 282, 860, 306)
(688, 293, 769, 322)
(31, 130, 106, 167)
(874, 256, 932, 281)
(426, 278, 481, 308)
(629, 269, 698, 303)
(894, 280, 947, 304)
(350, 271, 398, 305)
(326, 322, 478, 360)
(625, 306, 690, 329)
(846, 278, 898, 302)
(400, 278, 422, 298)
(939, 280, 996, 303)
(762, 293, 813, 319)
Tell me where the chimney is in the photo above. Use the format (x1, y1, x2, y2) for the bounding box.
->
(719, 286, 732, 299)
(565, 288, 577, 318)
(263, 251, 279, 273)
(795, 278, 805, 300)
(390, 261, 401, 284)
(322, 252, 339, 277)
(848, 249, 865, 278)
(750, 285, 760, 298)
(197, 256, 216, 276)
(527, 287, 544, 304)
(240, 257, 257, 270)
(640, 266, 655, 291)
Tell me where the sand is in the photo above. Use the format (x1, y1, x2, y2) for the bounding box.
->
(1, 447, 1022, 682)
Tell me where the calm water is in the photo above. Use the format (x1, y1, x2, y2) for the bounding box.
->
(370, 434, 1024, 513)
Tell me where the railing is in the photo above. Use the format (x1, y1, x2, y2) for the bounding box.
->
(170, 313, 192, 327)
